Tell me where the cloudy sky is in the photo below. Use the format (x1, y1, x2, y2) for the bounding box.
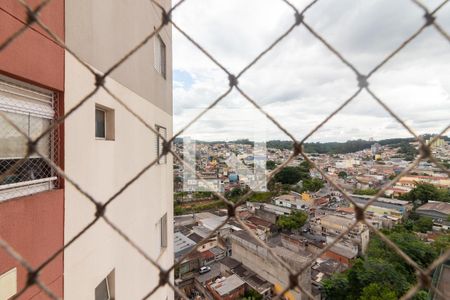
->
(170, 0, 450, 142)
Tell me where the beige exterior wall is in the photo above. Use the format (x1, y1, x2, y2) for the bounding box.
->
(64, 53, 173, 299)
(64, 1, 173, 298)
(65, 0, 172, 114)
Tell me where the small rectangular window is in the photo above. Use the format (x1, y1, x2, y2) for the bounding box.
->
(160, 213, 168, 248)
(95, 108, 106, 138)
(95, 105, 115, 140)
(154, 35, 167, 79)
(156, 125, 167, 164)
(95, 270, 115, 300)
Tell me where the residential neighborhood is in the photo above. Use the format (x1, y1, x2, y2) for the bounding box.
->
(173, 137, 450, 299)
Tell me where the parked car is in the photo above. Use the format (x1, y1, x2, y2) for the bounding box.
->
(199, 266, 211, 274)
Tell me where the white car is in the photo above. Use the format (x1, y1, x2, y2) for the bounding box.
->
(199, 266, 211, 274)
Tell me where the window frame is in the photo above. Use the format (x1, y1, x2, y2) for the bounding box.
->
(0, 76, 58, 201)
(95, 104, 115, 141)
(156, 125, 167, 164)
(95, 270, 115, 300)
(154, 34, 167, 79)
(160, 212, 168, 249)
(95, 107, 107, 139)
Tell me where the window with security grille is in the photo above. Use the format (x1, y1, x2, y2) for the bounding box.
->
(156, 125, 167, 164)
(0, 76, 58, 201)
(154, 34, 167, 79)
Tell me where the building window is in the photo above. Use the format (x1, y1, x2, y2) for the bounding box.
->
(156, 125, 167, 164)
(160, 213, 168, 249)
(154, 35, 167, 78)
(0, 76, 59, 202)
(0, 268, 17, 299)
(95, 104, 115, 140)
(95, 270, 115, 300)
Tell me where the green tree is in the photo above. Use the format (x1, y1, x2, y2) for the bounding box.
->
(412, 290, 428, 300)
(360, 283, 397, 300)
(322, 274, 350, 300)
(276, 211, 308, 231)
(346, 258, 409, 298)
(369, 231, 437, 270)
(299, 160, 313, 171)
(266, 160, 276, 170)
(353, 188, 379, 196)
(400, 183, 449, 203)
(338, 171, 348, 179)
(174, 205, 185, 215)
(433, 233, 450, 254)
(273, 166, 310, 185)
(248, 192, 273, 203)
(397, 142, 418, 161)
(241, 289, 262, 300)
(413, 216, 433, 233)
(436, 187, 450, 202)
(323, 228, 438, 299)
(302, 178, 325, 192)
(226, 187, 243, 199)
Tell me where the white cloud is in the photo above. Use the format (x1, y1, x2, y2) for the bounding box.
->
(171, 0, 450, 142)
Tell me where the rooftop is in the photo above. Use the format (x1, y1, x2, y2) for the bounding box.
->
(210, 274, 245, 296)
(187, 232, 204, 243)
(417, 201, 450, 215)
(320, 214, 354, 227)
(220, 256, 241, 269)
(247, 216, 272, 228)
(209, 246, 225, 256)
(199, 216, 229, 231)
(174, 232, 196, 258)
(350, 194, 410, 206)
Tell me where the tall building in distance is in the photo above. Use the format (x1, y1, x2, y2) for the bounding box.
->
(426, 137, 447, 149)
(0, 0, 173, 299)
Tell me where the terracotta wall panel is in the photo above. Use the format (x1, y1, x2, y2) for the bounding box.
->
(0, 1, 64, 90)
(0, 190, 64, 299)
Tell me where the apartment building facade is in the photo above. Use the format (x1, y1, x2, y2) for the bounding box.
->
(0, 0, 173, 299)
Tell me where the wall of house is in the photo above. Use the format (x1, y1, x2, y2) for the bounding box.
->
(63, 0, 173, 295)
(255, 209, 277, 224)
(321, 251, 350, 267)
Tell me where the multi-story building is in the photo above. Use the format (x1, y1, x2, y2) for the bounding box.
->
(230, 231, 312, 300)
(0, 0, 173, 299)
(310, 214, 370, 254)
(350, 194, 413, 218)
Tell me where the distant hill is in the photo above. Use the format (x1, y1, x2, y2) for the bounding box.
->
(174, 134, 449, 154)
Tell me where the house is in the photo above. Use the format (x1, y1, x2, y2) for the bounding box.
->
(208, 274, 246, 300)
(310, 214, 370, 254)
(230, 231, 311, 300)
(416, 201, 450, 229)
(175, 232, 199, 281)
(350, 194, 413, 218)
